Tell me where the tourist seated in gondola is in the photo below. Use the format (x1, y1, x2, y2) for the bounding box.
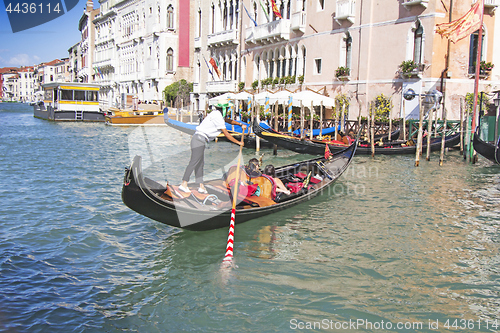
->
(262, 165, 291, 196)
(244, 158, 262, 177)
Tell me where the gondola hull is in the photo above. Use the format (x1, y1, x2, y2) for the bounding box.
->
(253, 120, 460, 155)
(122, 142, 357, 231)
(473, 133, 500, 164)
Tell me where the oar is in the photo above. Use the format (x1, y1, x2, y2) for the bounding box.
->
(222, 131, 245, 265)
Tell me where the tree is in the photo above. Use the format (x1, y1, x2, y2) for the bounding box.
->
(163, 79, 193, 108)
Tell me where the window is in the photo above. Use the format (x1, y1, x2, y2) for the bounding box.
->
(166, 48, 174, 72)
(318, 0, 324, 10)
(167, 5, 174, 29)
(345, 32, 352, 69)
(198, 8, 202, 37)
(469, 29, 485, 74)
(211, 4, 215, 33)
(314, 58, 322, 74)
(413, 21, 423, 64)
(74, 90, 85, 101)
(61, 89, 73, 100)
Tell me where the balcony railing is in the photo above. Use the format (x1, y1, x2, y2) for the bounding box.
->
(206, 80, 238, 93)
(207, 29, 238, 47)
(335, 0, 356, 24)
(291, 12, 306, 32)
(473, 0, 498, 12)
(402, 0, 429, 8)
(245, 19, 291, 45)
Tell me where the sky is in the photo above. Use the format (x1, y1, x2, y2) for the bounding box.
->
(0, 0, 98, 68)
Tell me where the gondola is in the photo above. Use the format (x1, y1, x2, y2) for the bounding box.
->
(473, 131, 500, 165)
(121, 140, 357, 231)
(253, 120, 460, 156)
(164, 115, 274, 148)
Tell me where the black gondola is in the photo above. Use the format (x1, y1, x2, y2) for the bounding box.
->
(253, 120, 460, 156)
(473, 131, 500, 164)
(121, 140, 357, 231)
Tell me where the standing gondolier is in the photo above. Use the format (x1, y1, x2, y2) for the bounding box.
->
(179, 103, 246, 194)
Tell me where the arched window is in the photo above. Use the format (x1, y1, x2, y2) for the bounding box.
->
(223, 1, 228, 30)
(469, 29, 485, 74)
(413, 21, 423, 64)
(167, 5, 174, 29)
(269, 50, 274, 78)
(345, 32, 352, 69)
(276, 49, 281, 78)
(211, 3, 215, 34)
(166, 48, 174, 72)
(197, 8, 202, 38)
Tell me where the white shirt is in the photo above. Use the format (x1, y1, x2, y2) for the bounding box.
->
(195, 110, 226, 140)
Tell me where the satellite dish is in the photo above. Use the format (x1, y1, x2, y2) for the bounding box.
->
(403, 88, 416, 101)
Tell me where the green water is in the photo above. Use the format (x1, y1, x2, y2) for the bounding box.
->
(1, 103, 500, 332)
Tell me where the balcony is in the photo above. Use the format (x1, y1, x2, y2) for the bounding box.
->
(245, 19, 291, 45)
(473, 0, 497, 13)
(194, 36, 201, 49)
(206, 80, 238, 93)
(207, 29, 239, 47)
(291, 12, 306, 32)
(402, 0, 429, 9)
(192, 82, 200, 94)
(335, 0, 356, 24)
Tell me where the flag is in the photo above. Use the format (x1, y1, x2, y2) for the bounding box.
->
(209, 57, 221, 78)
(203, 55, 214, 80)
(243, 3, 257, 26)
(436, 0, 484, 43)
(324, 144, 332, 160)
(258, 0, 270, 22)
(270, 0, 282, 19)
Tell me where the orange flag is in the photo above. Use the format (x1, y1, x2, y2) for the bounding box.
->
(270, 0, 282, 19)
(324, 144, 332, 160)
(436, 0, 483, 43)
(209, 57, 221, 78)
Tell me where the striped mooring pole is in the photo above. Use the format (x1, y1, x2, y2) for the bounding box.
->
(287, 95, 293, 132)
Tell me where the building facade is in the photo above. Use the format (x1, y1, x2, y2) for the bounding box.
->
(93, 0, 194, 110)
(191, 0, 500, 120)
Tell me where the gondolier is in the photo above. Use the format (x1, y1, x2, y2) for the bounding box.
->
(179, 104, 246, 194)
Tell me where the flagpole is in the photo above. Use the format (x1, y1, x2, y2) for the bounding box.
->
(470, 1, 484, 163)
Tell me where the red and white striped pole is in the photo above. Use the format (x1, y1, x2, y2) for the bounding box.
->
(223, 208, 236, 262)
(222, 131, 245, 264)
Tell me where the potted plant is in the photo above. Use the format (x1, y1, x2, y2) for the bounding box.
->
(399, 60, 419, 78)
(335, 66, 350, 80)
(252, 80, 259, 91)
(480, 61, 494, 75)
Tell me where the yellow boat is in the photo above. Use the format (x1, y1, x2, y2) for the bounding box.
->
(105, 106, 166, 125)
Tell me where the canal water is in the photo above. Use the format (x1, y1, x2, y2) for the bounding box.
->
(1, 103, 500, 332)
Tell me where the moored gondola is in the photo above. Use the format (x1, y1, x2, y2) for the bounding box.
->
(121, 140, 357, 231)
(253, 120, 460, 156)
(164, 114, 274, 148)
(473, 131, 500, 165)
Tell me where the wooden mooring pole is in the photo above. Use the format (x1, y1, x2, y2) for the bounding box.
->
(439, 106, 448, 166)
(426, 106, 433, 161)
(415, 95, 424, 167)
(273, 101, 278, 155)
(370, 103, 375, 157)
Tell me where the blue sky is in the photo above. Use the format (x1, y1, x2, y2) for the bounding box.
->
(0, 0, 98, 67)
